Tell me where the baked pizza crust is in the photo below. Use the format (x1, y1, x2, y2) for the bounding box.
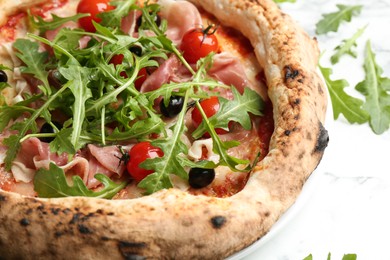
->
(0, 0, 328, 259)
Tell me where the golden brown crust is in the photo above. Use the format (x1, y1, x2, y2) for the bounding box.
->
(0, 0, 328, 259)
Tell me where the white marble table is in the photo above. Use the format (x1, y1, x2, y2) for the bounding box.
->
(238, 0, 390, 259)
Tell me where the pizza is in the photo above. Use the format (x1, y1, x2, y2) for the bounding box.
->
(0, 0, 328, 258)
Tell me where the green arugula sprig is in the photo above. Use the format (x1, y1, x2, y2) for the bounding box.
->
(356, 41, 390, 134)
(34, 163, 127, 199)
(320, 65, 369, 124)
(316, 5, 363, 35)
(331, 26, 367, 65)
(28, 11, 89, 34)
(304, 253, 357, 260)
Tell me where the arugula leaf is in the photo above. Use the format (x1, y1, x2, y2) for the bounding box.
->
(192, 87, 264, 138)
(341, 254, 357, 260)
(356, 40, 390, 134)
(138, 90, 192, 194)
(3, 81, 70, 170)
(320, 65, 369, 124)
(0, 105, 35, 132)
(29, 11, 89, 33)
(331, 26, 367, 65)
(59, 66, 93, 150)
(49, 128, 76, 155)
(303, 253, 357, 260)
(2, 1, 265, 196)
(98, 0, 136, 28)
(13, 39, 51, 94)
(316, 5, 363, 35)
(34, 163, 127, 199)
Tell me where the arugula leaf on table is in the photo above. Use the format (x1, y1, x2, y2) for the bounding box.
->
(341, 254, 357, 260)
(316, 5, 363, 35)
(34, 163, 127, 199)
(331, 25, 367, 65)
(356, 40, 390, 134)
(28, 11, 89, 33)
(303, 253, 357, 260)
(320, 65, 369, 124)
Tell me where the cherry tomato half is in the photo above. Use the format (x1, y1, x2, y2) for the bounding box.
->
(134, 67, 148, 91)
(180, 27, 219, 64)
(191, 96, 228, 136)
(77, 0, 114, 32)
(126, 142, 163, 182)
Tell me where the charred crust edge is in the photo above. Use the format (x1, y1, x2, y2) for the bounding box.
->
(284, 65, 300, 82)
(118, 241, 147, 260)
(314, 122, 329, 153)
(210, 216, 227, 229)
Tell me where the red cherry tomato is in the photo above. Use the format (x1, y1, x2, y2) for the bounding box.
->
(109, 54, 128, 78)
(191, 96, 228, 136)
(126, 142, 163, 182)
(77, 0, 114, 32)
(134, 67, 148, 91)
(180, 27, 219, 64)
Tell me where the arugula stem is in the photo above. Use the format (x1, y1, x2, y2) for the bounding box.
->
(27, 33, 77, 64)
(5, 83, 70, 170)
(86, 60, 140, 114)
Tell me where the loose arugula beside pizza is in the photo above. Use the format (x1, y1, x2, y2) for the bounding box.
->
(0, 0, 328, 258)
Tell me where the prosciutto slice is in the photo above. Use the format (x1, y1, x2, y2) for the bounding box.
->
(209, 53, 251, 94)
(11, 138, 125, 189)
(159, 0, 203, 44)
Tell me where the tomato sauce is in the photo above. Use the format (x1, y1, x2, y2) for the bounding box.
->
(0, 13, 26, 42)
(29, 0, 69, 17)
(0, 0, 69, 42)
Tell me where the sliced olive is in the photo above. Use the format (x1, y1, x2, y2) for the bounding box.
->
(0, 70, 8, 83)
(39, 121, 62, 143)
(189, 168, 215, 189)
(48, 69, 66, 88)
(160, 96, 184, 118)
(130, 45, 143, 57)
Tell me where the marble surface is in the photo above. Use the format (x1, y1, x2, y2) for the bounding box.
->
(240, 0, 390, 259)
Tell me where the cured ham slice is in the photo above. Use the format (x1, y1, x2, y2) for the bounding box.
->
(11, 138, 125, 189)
(159, 0, 203, 44)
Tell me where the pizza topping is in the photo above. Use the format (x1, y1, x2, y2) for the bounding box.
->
(188, 167, 215, 189)
(33, 162, 127, 199)
(0, 70, 8, 83)
(126, 142, 164, 182)
(192, 96, 229, 137)
(0, 0, 270, 198)
(159, 0, 202, 44)
(160, 95, 185, 118)
(76, 0, 114, 32)
(39, 121, 62, 143)
(180, 24, 219, 64)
